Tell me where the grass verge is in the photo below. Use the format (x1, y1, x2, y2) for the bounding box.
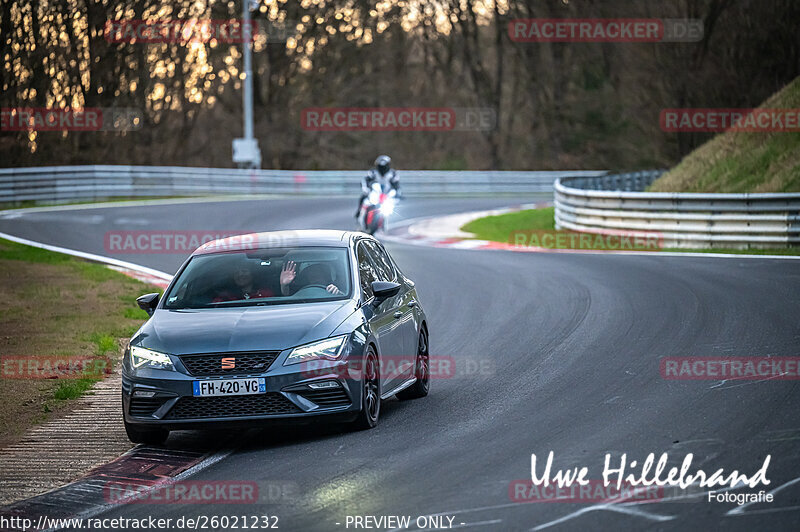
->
(0, 238, 154, 446)
(460, 207, 800, 255)
(649, 77, 800, 192)
(461, 207, 555, 241)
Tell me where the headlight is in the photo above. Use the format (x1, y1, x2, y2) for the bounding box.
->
(130, 346, 175, 371)
(284, 335, 348, 366)
(368, 190, 380, 204)
(380, 199, 395, 215)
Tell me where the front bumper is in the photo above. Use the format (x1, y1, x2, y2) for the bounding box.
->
(122, 358, 363, 431)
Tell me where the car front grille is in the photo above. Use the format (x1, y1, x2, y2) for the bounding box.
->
(298, 388, 351, 408)
(165, 393, 301, 419)
(177, 351, 279, 377)
(129, 397, 169, 417)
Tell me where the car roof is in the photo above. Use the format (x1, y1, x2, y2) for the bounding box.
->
(192, 229, 373, 256)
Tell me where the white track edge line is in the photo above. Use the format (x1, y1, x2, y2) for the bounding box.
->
(43, 448, 234, 532)
(0, 231, 173, 281)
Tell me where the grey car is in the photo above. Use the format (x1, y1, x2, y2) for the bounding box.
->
(122, 230, 429, 444)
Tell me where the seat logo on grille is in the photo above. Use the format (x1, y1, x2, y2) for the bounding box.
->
(221, 357, 236, 369)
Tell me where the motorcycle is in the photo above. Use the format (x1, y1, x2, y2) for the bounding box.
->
(359, 181, 398, 235)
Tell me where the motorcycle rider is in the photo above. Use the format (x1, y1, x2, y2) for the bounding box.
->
(355, 155, 400, 218)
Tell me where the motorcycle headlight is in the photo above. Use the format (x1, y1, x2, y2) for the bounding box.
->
(284, 335, 348, 366)
(129, 346, 175, 371)
(368, 190, 380, 204)
(380, 199, 395, 215)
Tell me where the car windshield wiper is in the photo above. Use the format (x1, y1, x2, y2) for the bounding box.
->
(207, 299, 281, 307)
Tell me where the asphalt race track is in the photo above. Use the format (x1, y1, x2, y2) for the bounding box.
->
(2, 197, 799, 531)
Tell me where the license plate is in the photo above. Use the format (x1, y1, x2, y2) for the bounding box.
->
(192, 378, 266, 397)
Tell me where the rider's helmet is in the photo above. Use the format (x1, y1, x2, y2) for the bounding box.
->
(374, 155, 392, 176)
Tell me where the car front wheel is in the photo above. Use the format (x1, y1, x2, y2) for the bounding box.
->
(397, 329, 429, 400)
(352, 347, 381, 430)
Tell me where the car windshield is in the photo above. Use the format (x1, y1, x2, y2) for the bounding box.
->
(163, 247, 351, 309)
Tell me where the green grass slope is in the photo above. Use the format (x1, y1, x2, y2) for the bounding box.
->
(650, 77, 800, 193)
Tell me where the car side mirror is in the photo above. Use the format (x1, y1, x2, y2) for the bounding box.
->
(136, 293, 160, 316)
(371, 281, 401, 306)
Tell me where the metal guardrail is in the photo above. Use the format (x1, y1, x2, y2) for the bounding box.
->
(555, 170, 800, 249)
(0, 165, 607, 203)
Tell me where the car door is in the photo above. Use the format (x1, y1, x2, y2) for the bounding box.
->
(356, 240, 407, 393)
(364, 240, 417, 383)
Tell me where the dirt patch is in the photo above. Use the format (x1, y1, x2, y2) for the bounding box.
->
(0, 242, 154, 447)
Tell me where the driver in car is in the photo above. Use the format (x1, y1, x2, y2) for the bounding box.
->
(280, 261, 343, 296)
(212, 265, 275, 302)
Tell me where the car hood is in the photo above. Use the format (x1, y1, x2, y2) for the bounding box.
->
(133, 300, 357, 354)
